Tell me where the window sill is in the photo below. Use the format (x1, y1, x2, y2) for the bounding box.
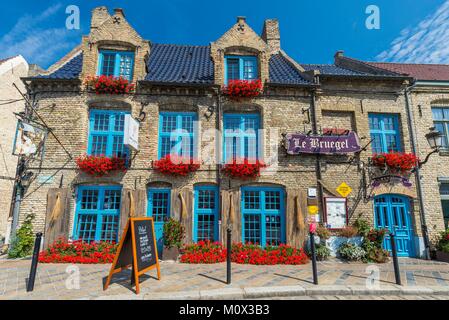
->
(439, 150, 449, 156)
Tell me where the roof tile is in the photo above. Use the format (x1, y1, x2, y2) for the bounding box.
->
(366, 62, 449, 81)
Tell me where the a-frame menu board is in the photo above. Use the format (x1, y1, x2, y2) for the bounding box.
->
(103, 217, 161, 294)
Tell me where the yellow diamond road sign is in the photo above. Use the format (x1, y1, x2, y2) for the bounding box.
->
(336, 182, 352, 198)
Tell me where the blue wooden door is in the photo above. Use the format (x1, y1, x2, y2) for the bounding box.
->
(147, 189, 171, 258)
(193, 186, 219, 242)
(374, 195, 415, 257)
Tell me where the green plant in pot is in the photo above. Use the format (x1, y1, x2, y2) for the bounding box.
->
(315, 244, 331, 261)
(436, 229, 449, 262)
(162, 218, 185, 261)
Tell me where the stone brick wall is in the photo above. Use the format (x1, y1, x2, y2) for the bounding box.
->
(0, 59, 28, 241)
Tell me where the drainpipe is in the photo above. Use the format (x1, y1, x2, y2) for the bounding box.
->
(404, 83, 431, 260)
(216, 88, 223, 243)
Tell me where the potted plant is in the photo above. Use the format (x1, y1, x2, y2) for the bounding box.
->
(337, 243, 366, 262)
(162, 218, 185, 261)
(436, 229, 449, 263)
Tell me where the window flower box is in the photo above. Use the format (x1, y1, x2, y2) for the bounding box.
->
(223, 79, 262, 100)
(84, 75, 135, 95)
(371, 152, 419, 174)
(153, 155, 200, 176)
(76, 154, 127, 177)
(222, 158, 267, 179)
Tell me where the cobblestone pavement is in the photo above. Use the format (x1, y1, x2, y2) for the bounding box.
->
(261, 295, 449, 300)
(1, 257, 449, 300)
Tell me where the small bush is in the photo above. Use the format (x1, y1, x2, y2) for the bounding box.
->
(437, 229, 449, 253)
(353, 218, 371, 237)
(8, 214, 35, 259)
(316, 224, 331, 240)
(163, 218, 185, 249)
(338, 243, 366, 261)
(338, 226, 358, 238)
(315, 244, 331, 261)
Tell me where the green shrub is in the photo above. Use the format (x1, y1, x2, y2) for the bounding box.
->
(8, 214, 35, 259)
(337, 243, 366, 261)
(163, 218, 185, 249)
(315, 244, 331, 261)
(353, 218, 370, 237)
(437, 229, 449, 253)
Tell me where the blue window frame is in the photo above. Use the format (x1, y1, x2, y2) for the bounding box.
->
(88, 110, 129, 159)
(241, 187, 285, 247)
(368, 114, 401, 153)
(223, 114, 260, 163)
(194, 185, 219, 242)
(97, 50, 135, 80)
(224, 55, 258, 84)
(432, 107, 449, 149)
(158, 112, 197, 159)
(73, 185, 122, 243)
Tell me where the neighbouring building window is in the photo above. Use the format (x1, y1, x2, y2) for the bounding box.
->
(88, 110, 129, 159)
(193, 185, 219, 242)
(439, 182, 449, 228)
(98, 50, 135, 80)
(224, 56, 258, 84)
(368, 113, 401, 153)
(158, 112, 197, 159)
(432, 107, 449, 149)
(223, 114, 260, 163)
(74, 186, 122, 242)
(241, 187, 285, 247)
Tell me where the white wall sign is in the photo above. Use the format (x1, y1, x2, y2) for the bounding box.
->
(308, 187, 317, 198)
(325, 197, 348, 229)
(124, 115, 139, 151)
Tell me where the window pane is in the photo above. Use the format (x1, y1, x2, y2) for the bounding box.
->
(434, 122, 448, 148)
(91, 136, 108, 156)
(198, 190, 216, 209)
(77, 214, 97, 243)
(81, 190, 99, 210)
(265, 191, 281, 210)
(119, 54, 133, 80)
(114, 114, 125, 132)
(93, 114, 110, 131)
(160, 137, 177, 158)
(243, 59, 257, 80)
(197, 214, 215, 241)
(370, 133, 383, 154)
(101, 215, 119, 242)
(162, 115, 177, 133)
(103, 189, 121, 210)
(244, 214, 261, 244)
(101, 53, 116, 76)
(432, 108, 444, 120)
(224, 117, 241, 132)
(227, 58, 240, 81)
(385, 134, 399, 152)
(181, 115, 194, 133)
(150, 192, 169, 222)
(369, 116, 380, 130)
(244, 136, 257, 159)
(265, 215, 281, 246)
(244, 191, 260, 210)
(383, 116, 395, 130)
(112, 136, 127, 158)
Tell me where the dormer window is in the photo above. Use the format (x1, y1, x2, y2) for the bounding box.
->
(224, 55, 258, 84)
(98, 50, 135, 80)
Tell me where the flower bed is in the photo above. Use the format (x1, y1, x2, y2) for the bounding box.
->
(223, 80, 263, 100)
(153, 155, 200, 176)
(222, 158, 267, 179)
(180, 241, 309, 265)
(85, 75, 135, 95)
(76, 154, 127, 177)
(39, 238, 117, 264)
(371, 152, 419, 174)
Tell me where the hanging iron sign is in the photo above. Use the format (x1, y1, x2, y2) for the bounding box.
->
(284, 131, 361, 155)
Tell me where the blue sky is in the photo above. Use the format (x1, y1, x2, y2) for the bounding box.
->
(0, 0, 448, 68)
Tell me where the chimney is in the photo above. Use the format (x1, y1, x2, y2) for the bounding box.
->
(91, 6, 110, 29)
(114, 8, 125, 18)
(262, 19, 280, 54)
(334, 50, 344, 60)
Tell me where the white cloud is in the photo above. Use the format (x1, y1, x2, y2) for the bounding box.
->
(0, 3, 81, 68)
(376, 0, 449, 63)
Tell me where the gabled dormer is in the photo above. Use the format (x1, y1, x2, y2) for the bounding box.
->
(80, 7, 150, 83)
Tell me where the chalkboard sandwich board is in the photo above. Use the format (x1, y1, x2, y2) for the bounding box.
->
(104, 217, 161, 294)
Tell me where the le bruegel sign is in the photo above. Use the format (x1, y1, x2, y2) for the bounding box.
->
(285, 131, 361, 155)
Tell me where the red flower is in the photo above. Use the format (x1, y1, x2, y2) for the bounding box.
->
(223, 80, 263, 100)
(153, 155, 200, 176)
(372, 152, 419, 173)
(84, 75, 135, 95)
(222, 158, 267, 179)
(76, 154, 127, 177)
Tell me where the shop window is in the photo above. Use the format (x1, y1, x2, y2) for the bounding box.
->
(223, 114, 260, 163)
(368, 113, 401, 153)
(224, 56, 258, 84)
(73, 186, 122, 242)
(158, 112, 197, 159)
(440, 183, 449, 228)
(432, 107, 449, 149)
(193, 185, 219, 242)
(88, 110, 129, 159)
(98, 50, 134, 80)
(241, 187, 285, 247)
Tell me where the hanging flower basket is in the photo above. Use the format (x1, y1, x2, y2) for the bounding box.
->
(222, 158, 267, 179)
(84, 75, 135, 95)
(153, 155, 200, 176)
(371, 152, 419, 174)
(222, 80, 263, 100)
(76, 154, 127, 177)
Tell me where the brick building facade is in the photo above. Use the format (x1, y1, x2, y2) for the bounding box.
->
(15, 6, 447, 258)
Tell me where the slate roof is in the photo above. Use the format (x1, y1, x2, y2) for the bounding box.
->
(38, 53, 83, 79)
(145, 44, 214, 84)
(269, 54, 310, 85)
(365, 62, 449, 81)
(301, 64, 368, 76)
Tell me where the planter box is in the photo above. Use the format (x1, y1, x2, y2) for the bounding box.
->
(162, 246, 179, 261)
(436, 250, 449, 263)
(326, 236, 363, 257)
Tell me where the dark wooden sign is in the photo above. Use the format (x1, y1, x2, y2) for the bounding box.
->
(104, 217, 161, 294)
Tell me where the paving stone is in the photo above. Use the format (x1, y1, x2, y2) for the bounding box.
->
(199, 288, 244, 300)
(243, 285, 306, 298)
